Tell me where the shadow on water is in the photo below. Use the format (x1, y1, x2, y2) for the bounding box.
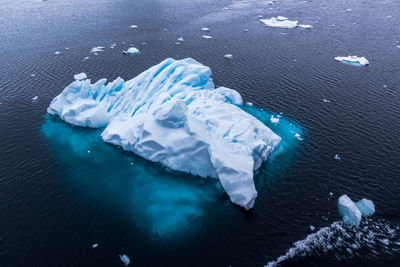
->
(41, 105, 303, 241)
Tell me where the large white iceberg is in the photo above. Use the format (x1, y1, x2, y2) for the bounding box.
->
(47, 58, 281, 209)
(338, 194, 375, 227)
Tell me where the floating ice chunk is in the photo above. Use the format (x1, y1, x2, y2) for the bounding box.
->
(270, 115, 280, 124)
(257, 15, 263, 18)
(54, 51, 60, 55)
(31, 74, 35, 77)
(310, 225, 315, 231)
(330, 192, 334, 196)
(338, 194, 362, 227)
(32, 96, 38, 101)
(323, 98, 330, 103)
(202, 35, 212, 39)
(201, 27, 210, 31)
(246, 102, 253, 107)
(345, 8, 352, 12)
(47, 58, 281, 209)
(92, 243, 98, 248)
(224, 54, 233, 59)
(277, 16, 288, 21)
(83, 57, 89, 61)
(335, 56, 369, 66)
(260, 17, 298, 29)
(356, 198, 375, 216)
(91, 46, 105, 53)
(119, 254, 131, 266)
(110, 43, 116, 49)
(298, 24, 313, 29)
(177, 37, 184, 42)
(130, 25, 138, 28)
(334, 154, 341, 160)
(74, 72, 87, 81)
(295, 133, 303, 141)
(123, 47, 140, 55)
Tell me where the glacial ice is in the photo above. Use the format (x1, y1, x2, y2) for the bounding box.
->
(338, 194, 375, 227)
(47, 58, 281, 209)
(260, 16, 312, 29)
(334, 56, 369, 66)
(356, 198, 375, 216)
(74, 73, 87, 81)
(124, 47, 140, 55)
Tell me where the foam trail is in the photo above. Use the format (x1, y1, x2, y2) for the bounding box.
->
(265, 218, 400, 267)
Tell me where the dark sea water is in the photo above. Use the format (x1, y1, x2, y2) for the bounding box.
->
(1, 0, 400, 266)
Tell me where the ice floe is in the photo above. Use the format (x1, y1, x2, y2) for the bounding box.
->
(74, 72, 87, 81)
(123, 47, 140, 55)
(202, 35, 212, 39)
(224, 54, 233, 59)
(119, 254, 131, 266)
(91, 46, 105, 53)
(334, 56, 369, 66)
(260, 16, 312, 29)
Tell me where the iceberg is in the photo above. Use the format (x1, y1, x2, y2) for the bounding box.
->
(334, 56, 369, 66)
(338, 194, 375, 227)
(74, 72, 87, 81)
(47, 58, 281, 209)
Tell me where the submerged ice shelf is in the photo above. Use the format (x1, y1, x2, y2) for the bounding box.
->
(47, 58, 282, 209)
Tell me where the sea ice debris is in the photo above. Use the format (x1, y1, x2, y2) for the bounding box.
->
(124, 47, 140, 55)
(202, 35, 212, 39)
(334, 154, 341, 160)
(270, 115, 280, 124)
(201, 27, 210, 31)
(335, 56, 369, 66)
(355, 198, 375, 216)
(224, 54, 233, 59)
(130, 25, 138, 28)
(74, 72, 87, 81)
(119, 254, 131, 266)
(91, 46, 105, 53)
(177, 37, 184, 42)
(92, 243, 98, 248)
(338, 194, 362, 227)
(260, 17, 298, 28)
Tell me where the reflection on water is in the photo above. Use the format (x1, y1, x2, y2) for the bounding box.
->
(41, 106, 302, 240)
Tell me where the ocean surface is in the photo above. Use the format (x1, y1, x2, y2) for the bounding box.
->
(1, 0, 400, 266)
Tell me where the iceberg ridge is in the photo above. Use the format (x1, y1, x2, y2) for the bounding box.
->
(47, 58, 281, 209)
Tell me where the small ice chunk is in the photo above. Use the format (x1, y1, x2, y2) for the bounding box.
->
(91, 46, 105, 53)
(246, 102, 253, 107)
(130, 25, 138, 28)
(323, 99, 330, 103)
(83, 56, 89, 61)
(355, 198, 375, 216)
(345, 8, 352, 12)
(224, 54, 233, 59)
(201, 27, 210, 31)
(202, 35, 212, 39)
(260, 17, 298, 29)
(74, 72, 87, 81)
(298, 24, 313, 29)
(119, 255, 131, 266)
(54, 51, 60, 55)
(295, 133, 303, 141)
(92, 243, 98, 248)
(335, 56, 369, 66)
(330, 192, 334, 196)
(309, 225, 315, 231)
(124, 47, 140, 55)
(277, 16, 288, 21)
(243, 29, 249, 32)
(257, 15, 263, 18)
(32, 96, 38, 101)
(334, 154, 341, 160)
(110, 43, 117, 49)
(31, 74, 35, 77)
(177, 37, 184, 42)
(338, 194, 362, 227)
(270, 115, 280, 124)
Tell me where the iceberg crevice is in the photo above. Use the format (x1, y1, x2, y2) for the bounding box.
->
(47, 58, 281, 209)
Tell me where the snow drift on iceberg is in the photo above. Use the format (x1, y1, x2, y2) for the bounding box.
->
(47, 58, 281, 209)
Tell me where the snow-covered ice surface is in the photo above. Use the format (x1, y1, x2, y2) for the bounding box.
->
(265, 218, 400, 267)
(335, 56, 369, 66)
(47, 58, 282, 209)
